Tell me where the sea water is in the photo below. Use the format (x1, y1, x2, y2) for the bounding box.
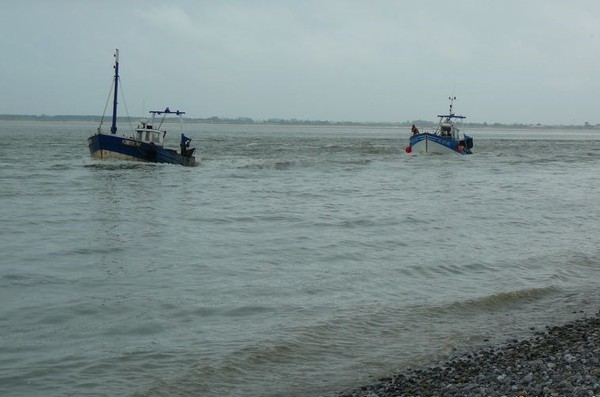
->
(1, 120, 600, 396)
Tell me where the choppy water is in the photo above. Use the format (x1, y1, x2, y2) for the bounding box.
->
(1, 120, 600, 396)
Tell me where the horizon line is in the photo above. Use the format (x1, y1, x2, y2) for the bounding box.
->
(0, 113, 598, 128)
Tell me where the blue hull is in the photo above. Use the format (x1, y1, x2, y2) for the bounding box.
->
(88, 133, 195, 166)
(409, 133, 473, 155)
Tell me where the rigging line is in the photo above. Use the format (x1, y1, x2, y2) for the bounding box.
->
(158, 111, 167, 130)
(117, 76, 136, 137)
(99, 77, 115, 129)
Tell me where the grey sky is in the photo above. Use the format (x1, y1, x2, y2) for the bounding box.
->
(2, 0, 599, 124)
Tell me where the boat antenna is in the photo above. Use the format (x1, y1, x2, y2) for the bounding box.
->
(448, 96, 456, 115)
(110, 49, 120, 134)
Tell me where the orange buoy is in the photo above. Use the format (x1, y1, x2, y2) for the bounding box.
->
(457, 145, 463, 153)
(405, 146, 412, 153)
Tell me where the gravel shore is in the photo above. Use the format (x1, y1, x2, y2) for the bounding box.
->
(339, 310, 600, 397)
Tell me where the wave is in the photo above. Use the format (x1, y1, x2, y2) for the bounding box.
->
(202, 156, 377, 170)
(431, 286, 560, 314)
(83, 162, 156, 171)
(235, 159, 296, 170)
(1, 272, 66, 287)
(135, 313, 378, 397)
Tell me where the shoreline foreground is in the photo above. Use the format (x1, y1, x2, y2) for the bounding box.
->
(339, 310, 600, 397)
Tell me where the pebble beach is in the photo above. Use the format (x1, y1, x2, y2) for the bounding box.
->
(340, 310, 600, 397)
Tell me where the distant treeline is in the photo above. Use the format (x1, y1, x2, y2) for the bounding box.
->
(0, 114, 598, 129)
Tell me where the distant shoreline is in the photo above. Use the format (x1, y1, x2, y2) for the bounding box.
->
(0, 114, 598, 130)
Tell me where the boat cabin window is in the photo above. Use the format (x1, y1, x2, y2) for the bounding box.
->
(141, 131, 159, 143)
(441, 125, 451, 134)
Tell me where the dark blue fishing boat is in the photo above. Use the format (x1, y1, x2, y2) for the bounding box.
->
(88, 49, 197, 166)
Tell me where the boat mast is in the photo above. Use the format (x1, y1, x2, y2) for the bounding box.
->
(110, 49, 120, 134)
(448, 96, 456, 138)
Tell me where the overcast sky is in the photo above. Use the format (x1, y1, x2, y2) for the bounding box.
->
(1, 0, 599, 124)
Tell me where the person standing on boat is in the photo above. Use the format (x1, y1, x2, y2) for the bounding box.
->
(180, 134, 192, 156)
(411, 124, 420, 135)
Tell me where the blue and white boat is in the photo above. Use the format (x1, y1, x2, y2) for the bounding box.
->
(406, 97, 473, 155)
(88, 49, 197, 166)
